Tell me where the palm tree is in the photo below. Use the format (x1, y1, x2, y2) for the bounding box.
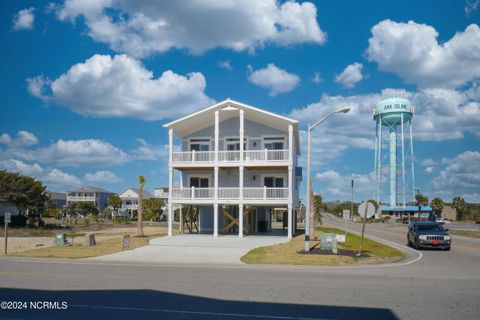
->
(107, 195, 123, 216)
(452, 196, 466, 220)
(430, 198, 444, 211)
(137, 176, 146, 236)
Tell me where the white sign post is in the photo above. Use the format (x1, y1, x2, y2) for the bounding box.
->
(4, 212, 11, 255)
(358, 201, 375, 254)
(342, 209, 350, 242)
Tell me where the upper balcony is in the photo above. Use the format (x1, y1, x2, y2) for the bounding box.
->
(171, 149, 290, 167)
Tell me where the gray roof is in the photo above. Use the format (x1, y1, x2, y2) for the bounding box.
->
(67, 186, 115, 194)
(48, 192, 66, 200)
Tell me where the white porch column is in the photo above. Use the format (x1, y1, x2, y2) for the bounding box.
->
(214, 111, 219, 237)
(168, 128, 174, 237)
(179, 205, 183, 234)
(288, 124, 293, 239)
(239, 109, 244, 237)
(239, 204, 244, 237)
(213, 204, 219, 237)
(288, 205, 293, 239)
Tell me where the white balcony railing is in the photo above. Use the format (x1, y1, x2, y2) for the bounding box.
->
(172, 187, 288, 201)
(243, 187, 289, 200)
(172, 149, 289, 164)
(172, 150, 215, 163)
(172, 187, 215, 200)
(244, 149, 289, 162)
(67, 196, 95, 202)
(218, 151, 241, 162)
(218, 187, 240, 199)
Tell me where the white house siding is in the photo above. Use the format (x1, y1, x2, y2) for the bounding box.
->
(182, 118, 289, 151)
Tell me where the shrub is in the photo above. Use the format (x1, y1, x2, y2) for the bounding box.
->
(113, 216, 130, 224)
(42, 208, 60, 218)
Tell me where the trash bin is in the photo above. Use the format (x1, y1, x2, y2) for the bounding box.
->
(258, 220, 268, 232)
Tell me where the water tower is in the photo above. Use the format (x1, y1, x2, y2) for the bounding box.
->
(373, 96, 415, 208)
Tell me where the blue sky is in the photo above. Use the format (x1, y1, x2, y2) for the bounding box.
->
(0, 0, 479, 203)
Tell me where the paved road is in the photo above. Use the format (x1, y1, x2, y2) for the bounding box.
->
(1, 217, 479, 320)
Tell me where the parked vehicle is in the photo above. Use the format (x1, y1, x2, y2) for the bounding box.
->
(407, 221, 451, 251)
(435, 218, 445, 224)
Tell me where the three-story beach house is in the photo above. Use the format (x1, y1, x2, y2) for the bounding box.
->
(163, 99, 302, 238)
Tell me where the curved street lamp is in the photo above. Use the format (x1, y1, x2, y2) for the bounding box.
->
(305, 106, 350, 252)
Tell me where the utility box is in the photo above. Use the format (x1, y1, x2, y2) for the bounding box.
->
(55, 233, 67, 246)
(320, 233, 338, 254)
(85, 233, 96, 247)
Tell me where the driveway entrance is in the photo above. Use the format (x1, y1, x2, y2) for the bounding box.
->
(90, 234, 289, 265)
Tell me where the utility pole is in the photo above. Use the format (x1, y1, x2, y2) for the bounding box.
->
(351, 179, 354, 219)
(4, 212, 11, 255)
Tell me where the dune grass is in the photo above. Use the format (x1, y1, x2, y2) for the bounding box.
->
(13, 233, 165, 259)
(241, 227, 404, 265)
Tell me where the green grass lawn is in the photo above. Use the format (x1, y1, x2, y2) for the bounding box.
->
(241, 227, 405, 265)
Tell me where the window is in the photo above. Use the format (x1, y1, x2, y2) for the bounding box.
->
(190, 139, 210, 151)
(190, 177, 209, 188)
(264, 177, 284, 188)
(263, 136, 285, 150)
(225, 137, 247, 151)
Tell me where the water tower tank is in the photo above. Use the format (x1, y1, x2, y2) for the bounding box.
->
(373, 97, 413, 126)
(373, 96, 415, 209)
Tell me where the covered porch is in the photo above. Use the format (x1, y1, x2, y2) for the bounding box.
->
(175, 204, 296, 238)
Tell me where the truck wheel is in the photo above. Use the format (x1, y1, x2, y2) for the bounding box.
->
(414, 239, 420, 250)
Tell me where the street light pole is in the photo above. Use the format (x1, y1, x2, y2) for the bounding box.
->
(304, 106, 350, 252)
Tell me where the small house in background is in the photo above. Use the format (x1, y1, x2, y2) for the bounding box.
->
(119, 188, 154, 218)
(47, 192, 67, 208)
(66, 186, 115, 212)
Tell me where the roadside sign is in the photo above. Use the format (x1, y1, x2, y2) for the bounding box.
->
(4, 212, 11, 223)
(342, 209, 350, 220)
(122, 234, 131, 250)
(335, 234, 346, 243)
(358, 202, 375, 218)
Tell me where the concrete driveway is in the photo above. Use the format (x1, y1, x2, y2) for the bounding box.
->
(90, 234, 289, 265)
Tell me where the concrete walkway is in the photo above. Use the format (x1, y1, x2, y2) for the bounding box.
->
(90, 234, 289, 265)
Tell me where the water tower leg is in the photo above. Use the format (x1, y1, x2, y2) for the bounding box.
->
(389, 127, 397, 207)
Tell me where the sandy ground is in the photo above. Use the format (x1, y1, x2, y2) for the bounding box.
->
(1, 226, 166, 254)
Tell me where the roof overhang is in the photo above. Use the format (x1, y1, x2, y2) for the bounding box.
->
(163, 99, 300, 155)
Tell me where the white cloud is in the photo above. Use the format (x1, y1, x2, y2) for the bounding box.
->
(0, 159, 81, 191)
(465, 0, 480, 16)
(425, 167, 434, 174)
(421, 158, 437, 167)
(1, 138, 129, 167)
(132, 139, 168, 161)
(0, 159, 43, 176)
(429, 151, 480, 202)
(314, 170, 374, 200)
(0, 131, 38, 147)
(53, 0, 326, 57)
(218, 60, 232, 71)
(84, 170, 122, 183)
(366, 20, 480, 88)
(334, 62, 364, 88)
(44, 169, 82, 187)
(312, 72, 323, 84)
(12, 7, 35, 31)
(27, 54, 215, 120)
(248, 63, 300, 96)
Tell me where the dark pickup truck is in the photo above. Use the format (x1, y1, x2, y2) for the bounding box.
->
(407, 221, 451, 251)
